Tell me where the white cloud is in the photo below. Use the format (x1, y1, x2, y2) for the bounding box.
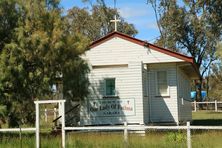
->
(119, 6, 149, 19)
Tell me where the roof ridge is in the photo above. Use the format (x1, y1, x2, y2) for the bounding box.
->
(89, 31, 194, 63)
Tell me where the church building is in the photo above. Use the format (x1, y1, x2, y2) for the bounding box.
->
(80, 31, 199, 125)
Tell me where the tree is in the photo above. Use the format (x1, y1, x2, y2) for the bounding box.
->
(147, 0, 222, 101)
(0, 0, 89, 127)
(208, 64, 222, 101)
(0, 0, 20, 51)
(66, 3, 138, 41)
(208, 42, 222, 100)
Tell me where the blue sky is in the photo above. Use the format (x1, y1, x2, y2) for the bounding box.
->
(60, 0, 160, 43)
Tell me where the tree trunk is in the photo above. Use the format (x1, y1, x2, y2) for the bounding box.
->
(197, 77, 203, 109)
(197, 77, 203, 101)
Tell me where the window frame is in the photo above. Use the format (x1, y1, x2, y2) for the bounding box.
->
(104, 78, 116, 97)
(155, 70, 169, 96)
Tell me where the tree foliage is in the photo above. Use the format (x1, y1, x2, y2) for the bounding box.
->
(0, 0, 138, 127)
(66, 2, 138, 41)
(208, 43, 222, 100)
(147, 0, 222, 77)
(208, 64, 222, 100)
(0, 0, 20, 51)
(147, 0, 222, 100)
(0, 0, 89, 127)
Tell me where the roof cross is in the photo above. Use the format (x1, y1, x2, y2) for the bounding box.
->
(110, 15, 120, 31)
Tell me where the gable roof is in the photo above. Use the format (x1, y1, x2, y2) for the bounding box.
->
(90, 31, 200, 78)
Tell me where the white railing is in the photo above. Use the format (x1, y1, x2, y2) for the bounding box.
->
(42, 108, 58, 122)
(192, 100, 222, 112)
(0, 128, 36, 132)
(0, 127, 36, 147)
(64, 122, 222, 148)
(1, 122, 222, 148)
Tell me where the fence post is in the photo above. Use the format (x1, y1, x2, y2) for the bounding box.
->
(61, 102, 65, 148)
(124, 122, 128, 148)
(194, 101, 197, 112)
(19, 126, 22, 148)
(35, 102, 40, 148)
(44, 108, 47, 122)
(187, 121, 191, 148)
(215, 100, 218, 112)
(54, 108, 57, 120)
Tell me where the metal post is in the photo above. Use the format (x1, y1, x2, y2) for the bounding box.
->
(215, 100, 218, 112)
(35, 102, 40, 148)
(61, 102, 65, 148)
(194, 101, 197, 112)
(187, 121, 191, 148)
(124, 122, 128, 148)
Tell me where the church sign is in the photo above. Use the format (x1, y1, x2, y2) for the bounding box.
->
(88, 99, 135, 117)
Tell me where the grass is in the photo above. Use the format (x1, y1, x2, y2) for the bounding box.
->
(0, 111, 221, 147)
(0, 131, 222, 148)
(192, 111, 222, 125)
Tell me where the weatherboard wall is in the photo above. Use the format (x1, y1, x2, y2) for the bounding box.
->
(148, 63, 179, 123)
(80, 61, 144, 125)
(84, 37, 184, 66)
(80, 35, 193, 125)
(142, 66, 149, 124)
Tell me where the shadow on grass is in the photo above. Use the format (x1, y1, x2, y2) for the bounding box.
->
(192, 119, 222, 126)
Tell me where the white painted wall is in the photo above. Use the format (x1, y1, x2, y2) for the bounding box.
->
(81, 36, 193, 125)
(148, 63, 179, 123)
(83, 37, 184, 66)
(80, 61, 144, 125)
(177, 66, 192, 122)
(142, 66, 149, 124)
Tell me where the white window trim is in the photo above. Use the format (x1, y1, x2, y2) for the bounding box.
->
(104, 78, 117, 97)
(155, 70, 170, 96)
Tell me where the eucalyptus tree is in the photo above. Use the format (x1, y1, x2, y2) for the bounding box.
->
(67, 2, 138, 41)
(147, 0, 222, 100)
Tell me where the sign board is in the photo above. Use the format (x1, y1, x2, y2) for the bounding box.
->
(88, 98, 135, 117)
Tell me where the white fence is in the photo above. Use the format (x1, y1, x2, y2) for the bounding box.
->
(192, 100, 222, 112)
(64, 122, 222, 148)
(0, 128, 36, 132)
(1, 122, 222, 148)
(1, 99, 222, 148)
(42, 108, 58, 122)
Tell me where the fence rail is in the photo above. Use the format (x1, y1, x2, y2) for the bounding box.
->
(0, 122, 222, 148)
(65, 125, 222, 131)
(0, 128, 36, 132)
(64, 122, 222, 148)
(192, 100, 222, 112)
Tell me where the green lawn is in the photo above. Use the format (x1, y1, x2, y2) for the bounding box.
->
(192, 111, 222, 125)
(0, 111, 222, 147)
(0, 131, 222, 148)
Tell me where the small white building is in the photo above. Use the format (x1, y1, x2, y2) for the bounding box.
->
(80, 31, 199, 125)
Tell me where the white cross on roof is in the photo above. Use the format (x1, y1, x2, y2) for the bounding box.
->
(110, 15, 120, 31)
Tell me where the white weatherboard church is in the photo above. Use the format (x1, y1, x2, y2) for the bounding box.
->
(80, 31, 199, 126)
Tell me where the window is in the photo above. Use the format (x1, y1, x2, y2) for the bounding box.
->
(105, 78, 116, 96)
(156, 71, 168, 96)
